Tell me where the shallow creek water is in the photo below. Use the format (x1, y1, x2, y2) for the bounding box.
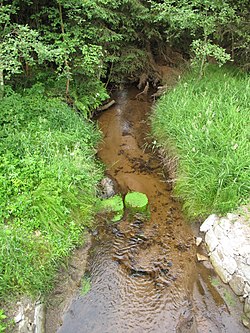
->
(57, 88, 246, 333)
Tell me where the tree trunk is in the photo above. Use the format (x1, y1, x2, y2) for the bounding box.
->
(97, 99, 116, 111)
(58, 2, 70, 97)
(199, 36, 208, 79)
(0, 70, 4, 99)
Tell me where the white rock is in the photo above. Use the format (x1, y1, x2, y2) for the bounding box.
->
(244, 283, 250, 298)
(19, 318, 34, 333)
(14, 311, 24, 324)
(229, 229, 245, 242)
(200, 214, 219, 233)
(216, 245, 227, 261)
(238, 244, 250, 257)
(210, 251, 232, 283)
(214, 245, 237, 274)
(233, 221, 245, 232)
(34, 302, 46, 333)
(213, 225, 225, 240)
(244, 297, 250, 318)
(223, 256, 237, 275)
(205, 229, 219, 252)
(233, 240, 249, 257)
(235, 256, 247, 265)
(229, 274, 246, 296)
(219, 218, 232, 232)
(227, 213, 238, 221)
(218, 236, 235, 257)
(239, 263, 250, 281)
(196, 237, 202, 246)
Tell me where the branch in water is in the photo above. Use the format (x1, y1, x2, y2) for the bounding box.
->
(97, 99, 116, 111)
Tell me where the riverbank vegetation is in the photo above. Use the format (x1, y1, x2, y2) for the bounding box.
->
(0, 86, 103, 299)
(151, 65, 250, 218)
(0, 0, 249, 321)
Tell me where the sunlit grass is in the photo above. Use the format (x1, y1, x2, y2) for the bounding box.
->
(151, 65, 250, 218)
(0, 84, 103, 298)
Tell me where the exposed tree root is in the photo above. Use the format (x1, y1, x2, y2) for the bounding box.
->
(135, 81, 149, 101)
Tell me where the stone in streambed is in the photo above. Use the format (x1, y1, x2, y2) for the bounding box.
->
(196, 237, 202, 246)
(99, 176, 116, 198)
(99, 195, 124, 223)
(197, 253, 208, 262)
(124, 192, 149, 214)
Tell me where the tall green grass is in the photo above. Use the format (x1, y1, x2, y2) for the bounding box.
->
(0, 84, 103, 298)
(151, 65, 250, 218)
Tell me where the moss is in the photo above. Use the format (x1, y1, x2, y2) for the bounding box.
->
(81, 274, 91, 295)
(124, 192, 149, 213)
(99, 195, 124, 222)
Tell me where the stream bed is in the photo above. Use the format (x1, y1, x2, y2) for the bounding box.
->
(53, 88, 247, 333)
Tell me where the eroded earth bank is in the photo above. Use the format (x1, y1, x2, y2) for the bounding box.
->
(46, 88, 247, 333)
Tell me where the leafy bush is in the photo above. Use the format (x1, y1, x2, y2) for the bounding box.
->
(0, 84, 103, 297)
(151, 65, 250, 218)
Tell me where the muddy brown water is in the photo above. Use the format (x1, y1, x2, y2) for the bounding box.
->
(56, 88, 247, 333)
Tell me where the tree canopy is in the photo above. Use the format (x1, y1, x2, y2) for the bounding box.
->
(0, 0, 249, 108)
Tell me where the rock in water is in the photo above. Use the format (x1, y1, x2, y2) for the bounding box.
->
(196, 253, 208, 262)
(100, 177, 116, 198)
(195, 237, 202, 246)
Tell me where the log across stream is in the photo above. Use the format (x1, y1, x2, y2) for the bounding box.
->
(54, 88, 246, 333)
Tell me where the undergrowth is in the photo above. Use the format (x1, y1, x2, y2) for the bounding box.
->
(0, 310, 6, 332)
(151, 65, 250, 219)
(0, 84, 103, 299)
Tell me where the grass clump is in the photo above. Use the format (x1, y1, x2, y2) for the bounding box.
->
(151, 65, 250, 218)
(0, 84, 103, 299)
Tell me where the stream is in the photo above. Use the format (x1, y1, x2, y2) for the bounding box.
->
(55, 88, 246, 333)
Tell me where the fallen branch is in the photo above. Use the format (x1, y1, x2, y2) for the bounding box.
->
(97, 99, 116, 111)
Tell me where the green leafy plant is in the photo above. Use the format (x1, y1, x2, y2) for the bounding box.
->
(191, 39, 231, 77)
